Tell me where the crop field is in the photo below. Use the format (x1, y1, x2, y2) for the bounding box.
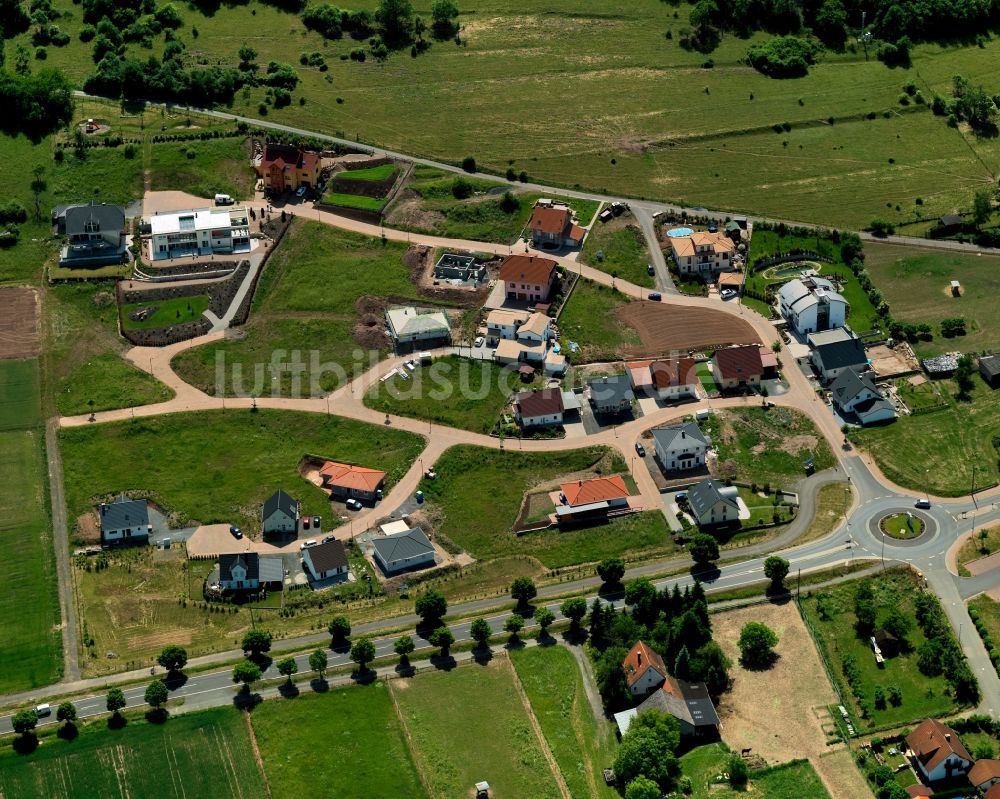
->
(580, 215, 655, 288)
(58, 409, 423, 530)
(0, 707, 266, 798)
(0, 358, 41, 431)
(0, 286, 40, 359)
(121, 296, 211, 330)
(863, 242, 1000, 357)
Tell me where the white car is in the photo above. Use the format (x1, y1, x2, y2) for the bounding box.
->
(295, 186, 307, 198)
(405, 360, 418, 371)
(474, 336, 485, 348)
(346, 499, 363, 511)
(720, 289, 738, 300)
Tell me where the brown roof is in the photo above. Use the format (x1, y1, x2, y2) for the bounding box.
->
(907, 786, 935, 798)
(718, 272, 743, 287)
(650, 357, 698, 390)
(515, 388, 564, 418)
(499, 255, 557, 286)
(319, 461, 386, 492)
(971, 760, 1000, 787)
(622, 641, 666, 688)
(306, 539, 348, 573)
(561, 475, 629, 507)
(713, 345, 764, 381)
(529, 206, 571, 236)
(987, 784, 1000, 799)
(905, 719, 972, 775)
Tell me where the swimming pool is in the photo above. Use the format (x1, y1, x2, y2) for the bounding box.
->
(666, 227, 694, 238)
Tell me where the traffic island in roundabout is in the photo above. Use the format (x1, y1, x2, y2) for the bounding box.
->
(880, 511, 926, 540)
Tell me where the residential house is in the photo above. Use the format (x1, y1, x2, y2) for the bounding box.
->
(99, 495, 152, 543)
(687, 479, 740, 527)
(670, 231, 736, 278)
(987, 783, 1000, 799)
(907, 786, 936, 799)
(499, 255, 558, 304)
(486, 309, 529, 344)
(514, 388, 565, 428)
(979, 355, 1000, 388)
(218, 553, 283, 591)
(905, 719, 973, 784)
(385, 306, 451, 347)
(556, 475, 631, 524)
(528, 203, 585, 249)
(652, 423, 710, 472)
(778, 276, 849, 335)
(372, 527, 436, 574)
(55, 202, 127, 266)
(634, 678, 720, 738)
(489, 310, 565, 373)
(262, 489, 299, 535)
(257, 144, 321, 193)
(713, 346, 764, 391)
(302, 539, 349, 581)
(628, 358, 700, 401)
(588, 375, 635, 415)
(830, 367, 896, 426)
(146, 206, 251, 261)
(433, 252, 486, 283)
(320, 461, 386, 503)
(970, 760, 1000, 793)
(808, 327, 869, 383)
(623, 641, 668, 698)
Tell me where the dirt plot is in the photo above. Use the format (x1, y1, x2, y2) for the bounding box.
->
(0, 287, 40, 359)
(615, 301, 760, 357)
(712, 602, 866, 797)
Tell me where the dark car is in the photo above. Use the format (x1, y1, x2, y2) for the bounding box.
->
(648, 292, 662, 301)
(647, 264, 655, 276)
(635, 441, 646, 457)
(313, 516, 321, 529)
(230, 526, 242, 539)
(914, 498, 931, 509)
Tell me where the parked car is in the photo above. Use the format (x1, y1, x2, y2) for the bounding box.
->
(415, 490, 424, 504)
(300, 539, 317, 549)
(425, 469, 437, 479)
(303, 516, 310, 530)
(675, 491, 688, 501)
(474, 336, 485, 348)
(296, 186, 307, 198)
(635, 441, 646, 457)
(346, 498, 363, 511)
(405, 360, 418, 371)
(648, 292, 662, 301)
(647, 264, 655, 276)
(397, 369, 409, 380)
(707, 223, 718, 233)
(230, 526, 242, 539)
(312, 516, 321, 529)
(914, 498, 931, 509)
(720, 289, 737, 300)
(214, 194, 234, 206)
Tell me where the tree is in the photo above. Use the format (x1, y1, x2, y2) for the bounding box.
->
(535, 607, 555, 636)
(350, 636, 376, 671)
(451, 176, 472, 199)
(430, 0, 458, 38)
(813, 0, 847, 48)
(690, 641, 731, 697)
(597, 557, 626, 586)
(689, 533, 720, 565)
(613, 710, 681, 792)
(232, 659, 262, 690)
(12, 709, 38, 735)
(461, 155, 476, 173)
(157, 644, 188, 673)
(510, 577, 537, 609)
(308, 649, 328, 678)
(429, 625, 454, 657)
(237, 45, 257, 68)
(973, 189, 992, 228)
(561, 597, 588, 633)
(624, 775, 661, 799)
(241, 629, 273, 657)
(854, 582, 878, 636)
(883, 608, 913, 642)
(375, 0, 414, 47)
(504, 613, 524, 640)
(415, 590, 447, 627)
(470, 617, 492, 648)
(30, 164, 46, 219)
(500, 191, 520, 214)
(595, 647, 631, 713)
(727, 754, 750, 787)
(870, 219, 895, 238)
(763, 556, 790, 591)
(394, 635, 415, 666)
(277, 656, 298, 683)
(328, 615, 351, 646)
(106, 687, 127, 716)
(56, 702, 77, 725)
(955, 354, 975, 399)
(144, 679, 168, 709)
(738, 622, 779, 669)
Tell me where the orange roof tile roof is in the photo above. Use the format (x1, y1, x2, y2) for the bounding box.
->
(499, 255, 557, 286)
(713, 345, 764, 381)
(906, 719, 972, 776)
(560, 474, 629, 507)
(907, 786, 935, 798)
(986, 784, 1000, 799)
(568, 224, 586, 241)
(670, 231, 734, 258)
(650, 357, 698, 390)
(529, 206, 571, 236)
(971, 760, 1000, 787)
(622, 641, 666, 688)
(319, 461, 386, 492)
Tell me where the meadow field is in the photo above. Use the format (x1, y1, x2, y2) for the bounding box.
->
(580, 214, 655, 288)
(0, 358, 41, 431)
(681, 745, 832, 799)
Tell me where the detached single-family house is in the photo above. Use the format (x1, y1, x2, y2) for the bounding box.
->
(556, 475, 631, 524)
(634, 678, 721, 738)
(500, 255, 558, 304)
(99, 495, 152, 543)
(219, 553, 259, 591)
(623, 641, 668, 698)
(713, 346, 764, 391)
(987, 785, 1000, 799)
(652, 423, 710, 472)
(320, 461, 386, 503)
(628, 358, 700, 401)
(55, 201, 127, 266)
(688, 479, 740, 527)
(778, 276, 849, 335)
(979, 355, 1000, 388)
(970, 760, 1000, 792)
(528, 203, 585, 249)
(372, 527, 436, 575)
(262, 489, 299, 535)
(808, 327, 869, 383)
(486, 309, 528, 344)
(588, 375, 635, 415)
(517, 312, 552, 345)
(147, 206, 251, 261)
(257, 144, 321, 193)
(830, 367, 896, 426)
(302, 539, 349, 581)
(385, 306, 451, 347)
(514, 388, 565, 428)
(669, 231, 736, 278)
(906, 719, 973, 784)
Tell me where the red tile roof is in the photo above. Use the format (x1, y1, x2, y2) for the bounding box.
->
(622, 641, 666, 688)
(515, 388, 564, 418)
(529, 206, 571, 236)
(319, 461, 386, 492)
(971, 760, 1000, 787)
(568, 224, 586, 242)
(986, 784, 1000, 799)
(560, 475, 629, 507)
(906, 719, 972, 776)
(260, 144, 319, 174)
(650, 357, 698, 390)
(499, 255, 557, 286)
(713, 345, 764, 382)
(906, 785, 935, 798)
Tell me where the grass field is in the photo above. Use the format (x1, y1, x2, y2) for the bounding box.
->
(800, 571, 959, 727)
(391, 658, 562, 799)
(681, 745, 831, 799)
(171, 220, 437, 396)
(55, 354, 175, 416)
(957, 523, 1000, 570)
(559, 280, 639, 362)
(863, 242, 1000, 357)
(510, 645, 618, 799)
(580, 215, 655, 288)
(969, 595, 1000, 648)
(147, 137, 256, 200)
(252, 681, 426, 798)
(337, 163, 397, 182)
(322, 192, 389, 211)
(800, 483, 853, 544)
(0, 358, 41, 431)
(853, 375, 1000, 496)
(0, 706, 266, 798)
(59, 409, 423, 530)
(121, 296, 211, 330)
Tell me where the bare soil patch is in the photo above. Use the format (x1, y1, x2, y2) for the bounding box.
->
(615, 301, 760, 357)
(780, 433, 818, 456)
(0, 287, 40, 359)
(75, 512, 101, 544)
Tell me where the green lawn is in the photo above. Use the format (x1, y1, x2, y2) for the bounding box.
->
(364, 355, 530, 434)
(252, 681, 426, 798)
(0, 358, 41, 431)
(880, 513, 924, 540)
(863, 242, 1000, 357)
(148, 137, 256, 200)
(969, 595, 1000, 647)
(337, 163, 398, 182)
(695, 361, 718, 394)
(559, 280, 639, 363)
(580, 216, 655, 288)
(392, 659, 562, 799)
(510, 645, 619, 799)
(171, 219, 440, 396)
(800, 571, 961, 728)
(120, 296, 211, 330)
(956, 523, 1000, 569)
(853, 376, 1000, 496)
(55, 354, 175, 416)
(0, 430, 62, 693)
(0, 706, 266, 798)
(702, 407, 835, 488)
(322, 192, 389, 211)
(681, 744, 831, 799)
(59, 409, 424, 531)
(420, 445, 677, 567)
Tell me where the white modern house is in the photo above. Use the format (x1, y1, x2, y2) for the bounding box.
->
(98, 495, 152, 543)
(778, 276, 849, 335)
(147, 206, 251, 261)
(652, 423, 710, 471)
(385, 306, 451, 347)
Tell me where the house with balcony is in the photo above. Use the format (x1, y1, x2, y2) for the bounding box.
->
(146, 206, 251, 261)
(54, 201, 127, 266)
(499, 255, 557, 304)
(257, 144, 321, 193)
(779, 276, 849, 335)
(652, 423, 710, 471)
(669, 231, 736, 278)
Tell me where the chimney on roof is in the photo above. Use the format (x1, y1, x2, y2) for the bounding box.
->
(945, 733, 951, 741)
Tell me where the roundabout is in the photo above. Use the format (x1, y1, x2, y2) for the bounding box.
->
(880, 511, 925, 540)
(867, 507, 937, 547)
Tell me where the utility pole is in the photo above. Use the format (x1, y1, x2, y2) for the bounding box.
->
(971, 463, 978, 509)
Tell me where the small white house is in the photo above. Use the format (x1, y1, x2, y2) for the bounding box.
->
(830, 368, 896, 426)
(385, 306, 451, 346)
(514, 388, 565, 428)
(623, 641, 667, 698)
(98, 495, 152, 543)
(906, 719, 973, 784)
(262, 490, 299, 535)
(652, 423, 710, 471)
(302, 539, 349, 581)
(687, 479, 740, 527)
(219, 553, 260, 591)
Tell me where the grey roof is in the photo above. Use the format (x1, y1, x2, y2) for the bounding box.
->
(637, 678, 720, 728)
(807, 327, 855, 348)
(258, 556, 284, 583)
(220, 552, 259, 582)
(979, 355, 1000, 378)
(830, 367, 879, 406)
(306, 539, 348, 574)
(588, 375, 634, 407)
(779, 276, 846, 313)
(99, 496, 149, 533)
(853, 396, 896, 423)
(688, 479, 738, 520)
(812, 335, 868, 375)
(263, 489, 298, 520)
(651, 423, 708, 452)
(923, 353, 960, 374)
(62, 202, 125, 236)
(372, 527, 434, 566)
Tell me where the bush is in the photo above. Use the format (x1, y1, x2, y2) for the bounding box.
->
(451, 177, 472, 199)
(746, 36, 820, 78)
(461, 155, 476, 173)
